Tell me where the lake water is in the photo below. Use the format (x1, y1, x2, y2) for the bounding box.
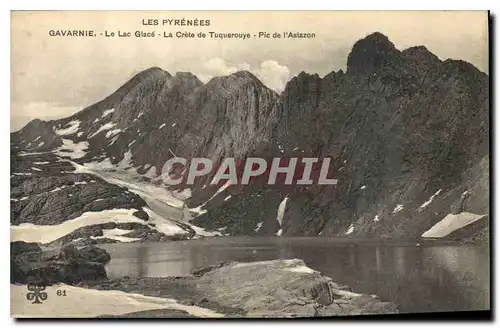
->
(99, 237, 490, 314)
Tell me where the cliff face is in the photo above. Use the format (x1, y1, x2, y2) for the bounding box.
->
(11, 32, 489, 241)
(190, 32, 489, 239)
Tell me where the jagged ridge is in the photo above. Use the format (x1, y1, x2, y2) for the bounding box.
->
(11, 32, 490, 242)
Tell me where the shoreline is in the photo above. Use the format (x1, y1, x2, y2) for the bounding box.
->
(11, 240, 399, 318)
(12, 257, 399, 318)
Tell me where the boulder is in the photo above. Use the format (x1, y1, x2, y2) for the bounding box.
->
(11, 242, 110, 285)
(133, 210, 149, 221)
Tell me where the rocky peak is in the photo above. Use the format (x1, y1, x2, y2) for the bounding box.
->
(442, 59, 486, 77)
(400, 46, 442, 81)
(206, 70, 268, 93)
(281, 71, 322, 121)
(16, 118, 53, 138)
(161, 72, 203, 95)
(19, 118, 47, 131)
(174, 72, 203, 86)
(290, 71, 321, 84)
(346, 32, 401, 76)
(402, 46, 440, 63)
(113, 67, 171, 98)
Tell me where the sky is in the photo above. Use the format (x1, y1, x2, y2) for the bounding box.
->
(11, 11, 489, 131)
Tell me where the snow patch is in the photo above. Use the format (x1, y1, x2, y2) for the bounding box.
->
(345, 224, 354, 235)
(54, 120, 80, 136)
(93, 228, 140, 243)
(190, 180, 232, 215)
(189, 206, 207, 216)
(11, 209, 146, 244)
(392, 204, 404, 214)
(172, 188, 192, 200)
(142, 207, 188, 236)
(232, 260, 317, 275)
(89, 123, 116, 138)
(172, 123, 177, 127)
(49, 186, 67, 193)
(108, 135, 119, 145)
(83, 157, 114, 170)
(421, 212, 487, 238)
(277, 142, 284, 154)
(18, 151, 49, 157)
(224, 195, 232, 201)
(105, 129, 121, 139)
(33, 161, 50, 165)
(419, 189, 442, 209)
(285, 265, 317, 274)
(360, 185, 366, 190)
(373, 215, 380, 222)
(54, 139, 89, 159)
(254, 221, 263, 232)
(102, 108, 115, 118)
(190, 224, 222, 237)
(143, 166, 157, 179)
(159, 123, 166, 129)
(276, 196, 289, 226)
(276, 228, 283, 236)
(71, 160, 185, 210)
(31, 167, 42, 172)
(37, 142, 45, 148)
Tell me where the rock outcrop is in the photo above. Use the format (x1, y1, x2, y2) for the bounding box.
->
(80, 259, 398, 318)
(189, 259, 398, 317)
(11, 241, 110, 285)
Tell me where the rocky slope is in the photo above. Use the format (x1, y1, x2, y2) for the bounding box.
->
(10, 32, 489, 243)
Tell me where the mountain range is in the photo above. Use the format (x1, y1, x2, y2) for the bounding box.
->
(10, 32, 490, 244)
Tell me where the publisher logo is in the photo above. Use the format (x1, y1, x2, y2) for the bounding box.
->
(26, 284, 48, 304)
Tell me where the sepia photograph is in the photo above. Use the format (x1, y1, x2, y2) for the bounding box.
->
(10, 10, 490, 319)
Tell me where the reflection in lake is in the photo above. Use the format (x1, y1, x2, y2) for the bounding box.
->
(99, 237, 490, 313)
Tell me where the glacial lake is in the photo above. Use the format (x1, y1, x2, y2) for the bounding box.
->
(99, 237, 490, 314)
